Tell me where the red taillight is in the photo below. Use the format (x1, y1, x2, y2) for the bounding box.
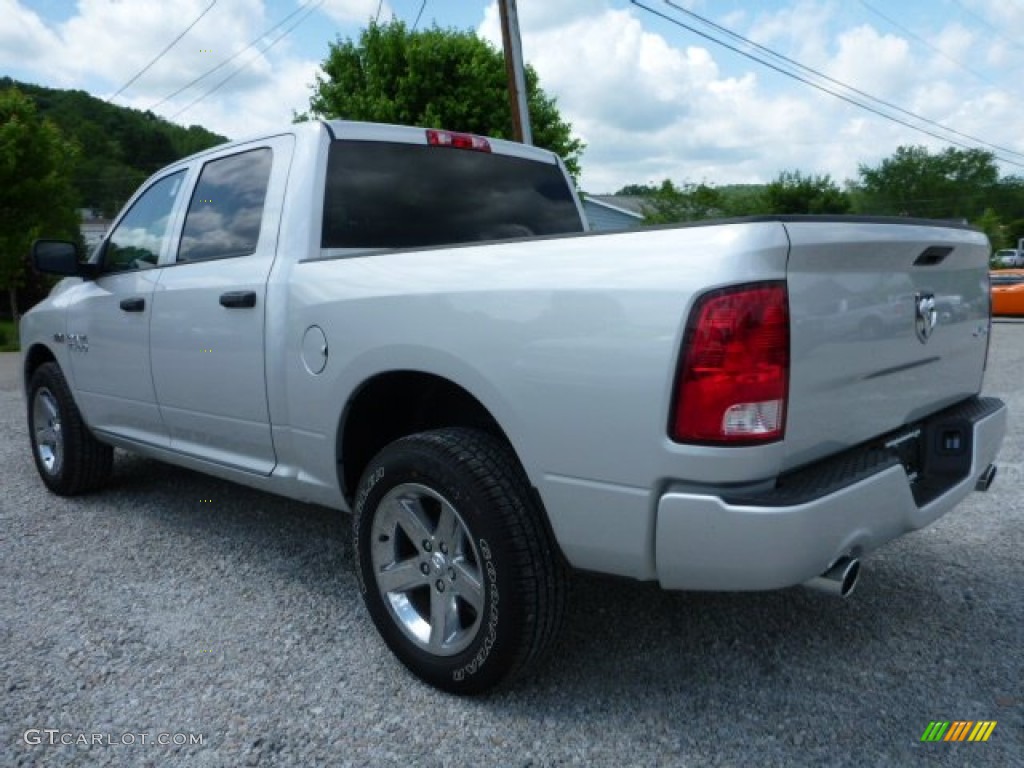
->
(671, 282, 790, 444)
(425, 129, 491, 152)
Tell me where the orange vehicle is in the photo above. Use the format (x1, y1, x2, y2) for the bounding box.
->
(990, 270, 1024, 316)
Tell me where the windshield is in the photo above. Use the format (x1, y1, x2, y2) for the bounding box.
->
(322, 140, 582, 250)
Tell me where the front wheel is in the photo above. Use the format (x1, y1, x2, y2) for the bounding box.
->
(27, 362, 113, 495)
(353, 428, 566, 694)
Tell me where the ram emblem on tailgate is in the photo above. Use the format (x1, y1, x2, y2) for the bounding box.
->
(914, 293, 937, 343)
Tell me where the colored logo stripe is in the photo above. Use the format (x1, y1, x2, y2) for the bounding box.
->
(969, 722, 997, 742)
(945, 721, 973, 741)
(921, 721, 997, 742)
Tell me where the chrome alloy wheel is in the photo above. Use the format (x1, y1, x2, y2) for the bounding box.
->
(370, 483, 485, 656)
(32, 386, 64, 476)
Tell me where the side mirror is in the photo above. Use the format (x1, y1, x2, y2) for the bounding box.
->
(31, 240, 96, 278)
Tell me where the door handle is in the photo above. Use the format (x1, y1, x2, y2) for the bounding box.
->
(119, 297, 145, 312)
(219, 290, 257, 309)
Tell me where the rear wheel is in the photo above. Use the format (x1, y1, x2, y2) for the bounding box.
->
(27, 363, 113, 495)
(353, 428, 566, 694)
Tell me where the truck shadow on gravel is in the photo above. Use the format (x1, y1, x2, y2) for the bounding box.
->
(96, 451, 1016, 717)
(101, 451, 353, 596)
(539, 568, 964, 687)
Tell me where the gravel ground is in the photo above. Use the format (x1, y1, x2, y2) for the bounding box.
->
(1, 324, 1022, 768)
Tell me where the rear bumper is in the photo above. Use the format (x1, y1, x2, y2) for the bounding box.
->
(655, 397, 1007, 590)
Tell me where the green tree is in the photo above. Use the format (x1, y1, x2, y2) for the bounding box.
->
(990, 176, 1024, 227)
(615, 183, 658, 196)
(0, 87, 80, 321)
(718, 184, 769, 216)
(640, 179, 725, 224)
(973, 207, 1005, 250)
(302, 20, 584, 180)
(762, 170, 850, 214)
(1004, 218, 1024, 250)
(856, 145, 999, 220)
(0, 77, 225, 217)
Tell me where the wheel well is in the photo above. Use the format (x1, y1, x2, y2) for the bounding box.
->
(338, 372, 509, 503)
(23, 344, 57, 391)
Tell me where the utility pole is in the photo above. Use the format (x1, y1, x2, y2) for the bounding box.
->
(498, 0, 532, 145)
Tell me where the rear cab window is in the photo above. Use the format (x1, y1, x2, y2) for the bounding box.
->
(321, 140, 583, 251)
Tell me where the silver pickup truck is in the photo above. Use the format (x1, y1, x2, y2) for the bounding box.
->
(21, 120, 1007, 693)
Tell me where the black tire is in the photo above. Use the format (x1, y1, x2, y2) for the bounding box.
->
(353, 428, 566, 694)
(27, 362, 113, 496)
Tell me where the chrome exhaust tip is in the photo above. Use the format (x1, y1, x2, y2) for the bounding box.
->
(975, 464, 997, 492)
(803, 556, 860, 598)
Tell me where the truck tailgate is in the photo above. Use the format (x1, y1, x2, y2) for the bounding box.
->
(783, 219, 991, 472)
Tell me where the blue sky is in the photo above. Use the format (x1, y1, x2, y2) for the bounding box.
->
(4, 1, 1023, 192)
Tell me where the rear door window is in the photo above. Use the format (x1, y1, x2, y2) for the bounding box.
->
(178, 148, 272, 262)
(322, 141, 582, 249)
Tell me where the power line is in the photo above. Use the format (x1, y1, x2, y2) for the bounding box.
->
(634, 1, 1024, 169)
(857, 0, 995, 87)
(948, 0, 1024, 60)
(148, 1, 314, 113)
(168, 0, 324, 122)
(108, 0, 217, 103)
(412, 0, 428, 31)
(662, 0, 1024, 161)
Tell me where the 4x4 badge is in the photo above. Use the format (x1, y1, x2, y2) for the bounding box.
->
(915, 292, 937, 344)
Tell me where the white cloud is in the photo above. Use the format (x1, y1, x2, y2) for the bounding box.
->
(476, 0, 1024, 191)
(118, 53, 321, 140)
(933, 23, 975, 69)
(65, 0, 269, 97)
(0, 0, 63, 78)
(747, 0, 836, 70)
(977, 0, 1024, 28)
(320, 0, 390, 26)
(0, 0, 323, 139)
(827, 25, 913, 98)
(6, 0, 1024, 192)
(0, 0, 275, 102)
(479, 1, 866, 190)
(499, 0, 597, 32)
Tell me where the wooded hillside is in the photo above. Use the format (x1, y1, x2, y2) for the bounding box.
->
(2, 78, 225, 216)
